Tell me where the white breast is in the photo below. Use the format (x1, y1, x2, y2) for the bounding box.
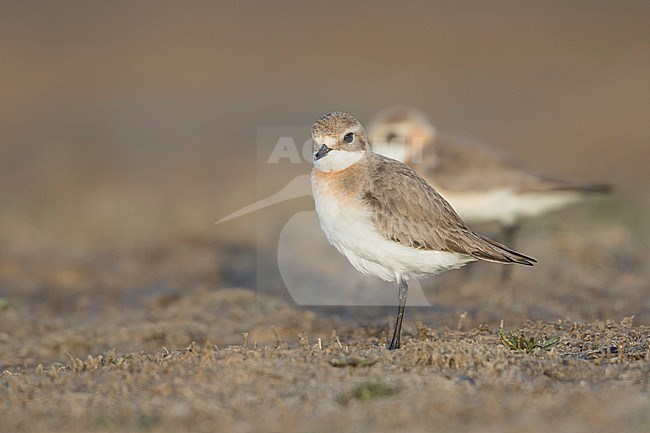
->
(311, 175, 474, 282)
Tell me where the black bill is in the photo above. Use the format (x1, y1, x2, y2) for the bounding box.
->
(314, 144, 332, 161)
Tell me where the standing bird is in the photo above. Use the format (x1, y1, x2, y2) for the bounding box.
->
(310, 112, 536, 349)
(367, 106, 610, 280)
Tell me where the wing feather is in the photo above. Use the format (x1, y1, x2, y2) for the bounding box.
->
(431, 134, 610, 194)
(363, 154, 536, 265)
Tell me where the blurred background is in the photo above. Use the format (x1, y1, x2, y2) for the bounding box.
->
(1, 1, 648, 365)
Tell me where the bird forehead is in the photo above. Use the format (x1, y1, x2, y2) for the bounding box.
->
(313, 135, 338, 147)
(311, 112, 361, 137)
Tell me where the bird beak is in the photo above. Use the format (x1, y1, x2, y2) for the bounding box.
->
(314, 144, 332, 161)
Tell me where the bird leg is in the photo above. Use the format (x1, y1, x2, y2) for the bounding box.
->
(500, 224, 520, 282)
(388, 276, 409, 350)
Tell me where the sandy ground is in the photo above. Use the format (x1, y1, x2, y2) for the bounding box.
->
(1, 2, 649, 432)
(1, 195, 649, 433)
(2, 321, 649, 433)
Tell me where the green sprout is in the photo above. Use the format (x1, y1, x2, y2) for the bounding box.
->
(499, 328, 560, 353)
(0, 297, 10, 311)
(337, 381, 398, 405)
(329, 352, 378, 368)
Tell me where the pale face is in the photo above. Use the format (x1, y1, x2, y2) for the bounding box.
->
(311, 112, 370, 172)
(313, 147, 366, 172)
(369, 120, 435, 165)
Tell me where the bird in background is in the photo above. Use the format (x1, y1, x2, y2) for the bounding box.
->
(366, 105, 610, 280)
(310, 112, 536, 349)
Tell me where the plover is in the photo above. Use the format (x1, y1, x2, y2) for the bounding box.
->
(310, 112, 536, 349)
(367, 106, 610, 279)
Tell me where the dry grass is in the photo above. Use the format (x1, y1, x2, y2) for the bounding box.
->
(1, 196, 649, 432)
(1, 320, 648, 433)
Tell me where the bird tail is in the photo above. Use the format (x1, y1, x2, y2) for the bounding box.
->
(471, 235, 537, 266)
(538, 177, 612, 195)
(572, 182, 611, 194)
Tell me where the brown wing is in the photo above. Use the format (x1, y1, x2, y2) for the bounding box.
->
(429, 133, 610, 194)
(363, 153, 536, 266)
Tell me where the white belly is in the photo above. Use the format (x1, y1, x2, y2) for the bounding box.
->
(440, 188, 584, 227)
(312, 178, 474, 282)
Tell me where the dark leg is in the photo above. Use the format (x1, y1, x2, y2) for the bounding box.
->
(500, 224, 519, 282)
(502, 224, 518, 247)
(388, 276, 409, 350)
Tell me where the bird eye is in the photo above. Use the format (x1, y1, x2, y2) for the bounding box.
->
(343, 132, 354, 143)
